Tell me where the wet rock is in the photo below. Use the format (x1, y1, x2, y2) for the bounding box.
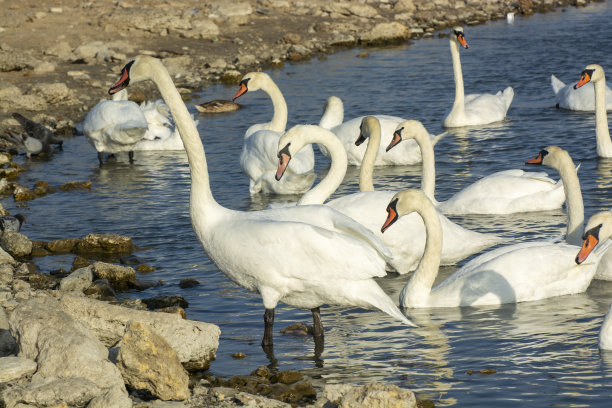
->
(136, 264, 155, 273)
(271, 370, 303, 385)
(59, 294, 220, 370)
(323, 382, 417, 408)
(0, 307, 17, 356)
(26, 271, 58, 290)
(45, 237, 80, 253)
(59, 266, 93, 293)
(117, 321, 190, 401)
(280, 322, 311, 336)
(72, 255, 91, 270)
(142, 295, 188, 310)
(233, 392, 292, 407)
(121, 298, 148, 311)
(84, 278, 116, 300)
(76, 233, 133, 255)
(0, 231, 32, 258)
(12, 185, 36, 201)
(179, 277, 200, 289)
(155, 306, 187, 319)
(1, 376, 102, 408)
(119, 254, 141, 265)
(265, 379, 316, 404)
(59, 180, 91, 191)
(0, 356, 37, 383)
(129, 278, 160, 291)
(87, 385, 132, 408)
(8, 296, 126, 392)
(92, 261, 136, 289)
(232, 352, 246, 359)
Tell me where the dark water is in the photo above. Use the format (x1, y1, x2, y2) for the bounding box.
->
(6, 2, 612, 406)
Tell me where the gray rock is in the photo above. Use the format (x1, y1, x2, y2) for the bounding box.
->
(59, 294, 220, 370)
(44, 41, 73, 59)
(0, 356, 37, 383)
(92, 262, 136, 286)
(183, 19, 219, 39)
(210, 2, 253, 18)
(1, 376, 101, 407)
(32, 61, 56, 74)
(87, 385, 132, 408)
(0, 306, 16, 356)
(117, 321, 189, 401)
(60, 266, 93, 293)
(0, 231, 32, 258)
(323, 382, 416, 408)
(359, 22, 410, 46)
(29, 82, 79, 105)
(233, 391, 291, 407)
(9, 296, 126, 392)
(0, 263, 14, 288)
(76, 233, 133, 254)
(394, 0, 416, 11)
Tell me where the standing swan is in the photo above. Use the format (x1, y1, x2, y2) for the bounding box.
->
(276, 117, 503, 274)
(573, 64, 612, 158)
(387, 120, 566, 215)
(109, 56, 414, 346)
(381, 188, 601, 308)
(443, 27, 514, 128)
(574, 211, 612, 350)
(233, 72, 315, 195)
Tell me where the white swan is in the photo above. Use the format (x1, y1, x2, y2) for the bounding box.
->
(276, 116, 503, 275)
(574, 64, 612, 158)
(443, 27, 514, 128)
(381, 187, 601, 309)
(574, 211, 612, 350)
(551, 73, 612, 111)
(387, 120, 566, 215)
(232, 71, 315, 195)
(109, 56, 414, 346)
(83, 89, 149, 165)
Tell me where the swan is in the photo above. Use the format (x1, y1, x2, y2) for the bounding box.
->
(574, 211, 612, 350)
(232, 71, 315, 195)
(276, 116, 503, 275)
(83, 89, 174, 164)
(387, 120, 566, 215)
(381, 187, 602, 309)
(551, 73, 612, 111)
(573, 64, 612, 158)
(442, 27, 514, 128)
(109, 56, 414, 346)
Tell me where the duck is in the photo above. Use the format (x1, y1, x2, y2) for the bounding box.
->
(276, 116, 503, 275)
(316, 100, 446, 166)
(232, 71, 315, 195)
(573, 64, 612, 158)
(381, 186, 602, 309)
(195, 99, 242, 114)
(83, 89, 150, 165)
(387, 120, 566, 215)
(109, 55, 415, 346)
(551, 73, 612, 111)
(442, 27, 514, 128)
(574, 211, 612, 350)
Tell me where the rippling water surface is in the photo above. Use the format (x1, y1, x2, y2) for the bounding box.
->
(6, 2, 612, 406)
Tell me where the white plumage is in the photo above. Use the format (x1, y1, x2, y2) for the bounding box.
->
(551, 73, 612, 111)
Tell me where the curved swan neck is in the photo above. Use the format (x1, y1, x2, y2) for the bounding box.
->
(402, 198, 443, 306)
(594, 75, 612, 156)
(145, 59, 218, 210)
(555, 151, 584, 246)
(297, 128, 347, 205)
(449, 38, 465, 115)
(359, 123, 381, 192)
(262, 78, 288, 133)
(412, 126, 437, 201)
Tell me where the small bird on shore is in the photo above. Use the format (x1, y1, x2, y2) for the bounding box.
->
(12, 113, 64, 149)
(0, 213, 26, 233)
(0, 130, 52, 158)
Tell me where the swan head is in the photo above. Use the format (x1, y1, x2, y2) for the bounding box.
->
(451, 27, 469, 49)
(387, 120, 428, 152)
(276, 124, 326, 180)
(574, 64, 605, 89)
(525, 145, 572, 170)
(232, 72, 271, 101)
(109, 56, 166, 95)
(576, 211, 612, 264)
(381, 189, 430, 233)
(355, 116, 380, 146)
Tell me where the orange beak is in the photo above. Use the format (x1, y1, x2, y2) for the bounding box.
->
(457, 33, 469, 49)
(576, 234, 599, 264)
(381, 201, 399, 233)
(276, 152, 291, 181)
(233, 83, 248, 101)
(525, 152, 544, 165)
(109, 62, 132, 95)
(574, 71, 592, 89)
(386, 130, 402, 152)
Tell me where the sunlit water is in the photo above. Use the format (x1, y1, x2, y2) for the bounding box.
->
(5, 2, 612, 406)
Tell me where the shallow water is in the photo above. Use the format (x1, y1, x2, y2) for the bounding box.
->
(6, 2, 612, 406)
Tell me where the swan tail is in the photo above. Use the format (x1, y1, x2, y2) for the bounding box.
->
(501, 86, 514, 109)
(550, 74, 565, 95)
(431, 131, 449, 146)
(364, 287, 416, 327)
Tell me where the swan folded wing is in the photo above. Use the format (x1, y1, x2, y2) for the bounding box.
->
(550, 74, 565, 95)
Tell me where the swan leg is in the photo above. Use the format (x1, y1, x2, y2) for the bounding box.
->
(128, 150, 134, 163)
(311, 307, 324, 339)
(97, 151, 104, 166)
(262, 308, 275, 347)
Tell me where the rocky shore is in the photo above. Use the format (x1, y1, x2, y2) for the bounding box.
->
(0, 0, 604, 407)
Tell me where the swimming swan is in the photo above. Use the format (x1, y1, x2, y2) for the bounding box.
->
(574, 64, 612, 158)
(551, 73, 612, 111)
(381, 188, 601, 308)
(233, 72, 315, 195)
(574, 211, 612, 350)
(276, 116, 503, 275)
(109, 56, 414, 346)
(387, 120, 566, 215)
(443, 27, 514, 128)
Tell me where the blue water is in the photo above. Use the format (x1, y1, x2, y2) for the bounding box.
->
(5, 2, 612, 406)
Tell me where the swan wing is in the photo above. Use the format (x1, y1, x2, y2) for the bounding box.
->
(550, 74, 566, 95)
